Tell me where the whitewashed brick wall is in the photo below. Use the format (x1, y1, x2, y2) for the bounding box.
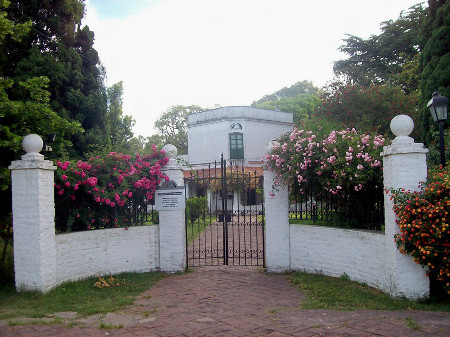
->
(263, 115, 431, 299)
(55, 226, 159, 284)
(10, 136, 185, 292)
(290, 225, 387, 290)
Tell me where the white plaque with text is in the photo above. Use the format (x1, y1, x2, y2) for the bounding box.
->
(155, 188, 186, 210)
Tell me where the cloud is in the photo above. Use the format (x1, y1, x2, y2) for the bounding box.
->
(84, 0, 421, 138)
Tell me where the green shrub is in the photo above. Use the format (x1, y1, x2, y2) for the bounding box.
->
(391, 165, 449, 296)
(186, 196, 207, 224)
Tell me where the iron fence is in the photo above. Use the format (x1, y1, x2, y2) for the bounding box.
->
(289, 182, 384, 231)
(55, 191, 158, 232)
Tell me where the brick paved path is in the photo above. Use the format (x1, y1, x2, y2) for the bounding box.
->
(1, 266, 449, 336)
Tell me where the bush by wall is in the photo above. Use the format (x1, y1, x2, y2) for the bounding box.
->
(391, 165, 449, 295)
(265, 127, 385, 229)
(186, 196, 207, 224)
(54, 148, 169, 232)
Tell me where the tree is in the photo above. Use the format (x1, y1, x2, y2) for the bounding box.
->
(333, 3, 426, 87)
(152, 105, 206, 154)
(319, 81, 418, 136)
(0, 0, 83, 227)
(419, 0, 450, 148)
(0, 1, 82, 188)
(253, 80, 318, 103)
(2, 0, 109, 157)
(124, 136, 145, 154)
(105, 81, 135, 148)
(252, 81, 321, 124)
(145, 134, 165, 152)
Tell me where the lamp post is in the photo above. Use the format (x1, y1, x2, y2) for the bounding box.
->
(427, 90, 448, 167)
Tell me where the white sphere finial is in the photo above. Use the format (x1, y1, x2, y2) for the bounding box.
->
(390, 115, 414, 137)
(22, 134, 43, 154)
(162, 144, 177, 159)
(266, 140, 280, 153)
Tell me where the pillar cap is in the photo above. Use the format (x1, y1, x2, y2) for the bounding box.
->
(162, 144, 177, 159)
(266, 140, 280, 153)
(22, 134, 43, 154)
(9, 134, 56, 169)
(390, 115, 414, 138)
(382, 115, 428, 156)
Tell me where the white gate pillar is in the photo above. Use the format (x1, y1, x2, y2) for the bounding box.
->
(382, 115, 429, 299)
(9, 134, 57, 292)
(158, 144, 186, 272)
(264, 142, 290, 272)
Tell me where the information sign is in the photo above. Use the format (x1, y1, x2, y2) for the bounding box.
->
(155, 188, 186, 210)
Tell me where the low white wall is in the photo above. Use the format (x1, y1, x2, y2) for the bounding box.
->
(55, 226, 159, 285)
(290, 224, 387, 290)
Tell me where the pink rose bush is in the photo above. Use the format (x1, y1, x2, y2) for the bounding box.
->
(55, 146, 169, 231)
(264, 127, 385, 229)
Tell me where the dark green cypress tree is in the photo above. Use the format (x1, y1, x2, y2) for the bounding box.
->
(2, 0, 109, 158)
(419, 0, 450, 147)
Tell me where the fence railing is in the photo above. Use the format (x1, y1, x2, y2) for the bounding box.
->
(55, 192, 158, 232)
(288, 183, 384, 231)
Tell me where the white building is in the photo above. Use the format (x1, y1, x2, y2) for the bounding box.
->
(187, 106, 293, 167)
(184, 106, 293, 213)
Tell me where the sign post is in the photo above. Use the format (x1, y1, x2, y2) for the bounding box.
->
(156, 180, 186, 272)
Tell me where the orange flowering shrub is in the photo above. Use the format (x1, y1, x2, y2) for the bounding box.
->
(391, 165, 450, 295)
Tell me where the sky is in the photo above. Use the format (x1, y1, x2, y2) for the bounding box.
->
(83, 0, 422, 138)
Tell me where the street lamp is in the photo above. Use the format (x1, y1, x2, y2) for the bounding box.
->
(427, 90, 448, 166)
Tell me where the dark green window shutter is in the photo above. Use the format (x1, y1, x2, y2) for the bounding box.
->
(229, 133, 244, 159)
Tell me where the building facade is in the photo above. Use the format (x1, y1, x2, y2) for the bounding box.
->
(187, 106, 293, 167)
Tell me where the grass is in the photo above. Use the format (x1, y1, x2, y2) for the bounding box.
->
(0, 239, 14, 285)
(0, 272, 166, 320)
(186, 217, 213, 244)
(289, 271, 450, 311)
(289, 218, 331, 226)
(142, 221, 158, 225)
(404, 317, 422, 330)
(99, 322, 124, 329)
(288, 212, 384, 231)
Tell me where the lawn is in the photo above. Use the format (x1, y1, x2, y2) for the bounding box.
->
(186, 217, 213, 244)
(0, 272, 166, 320)
(289, 271, 450, 312)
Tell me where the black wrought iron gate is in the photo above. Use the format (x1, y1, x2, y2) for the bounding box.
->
(184, 157, 265, 267)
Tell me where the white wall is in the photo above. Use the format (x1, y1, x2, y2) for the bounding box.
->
(290, 225, 387, 290)
(55, 226, 159, 284)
